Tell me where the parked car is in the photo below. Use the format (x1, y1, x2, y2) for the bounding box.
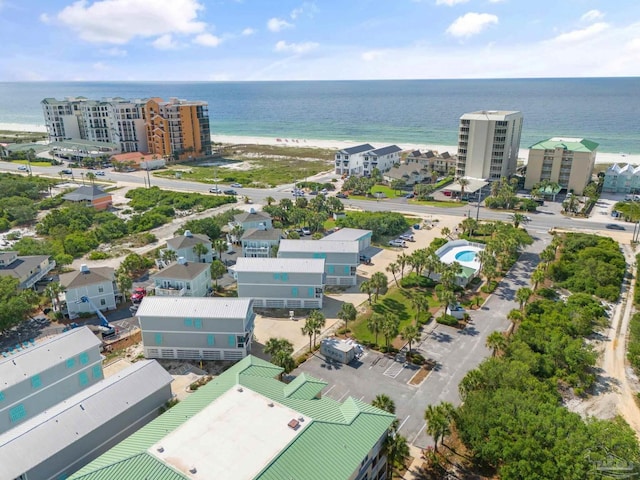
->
(336, 193, 348, 199)
(388, 239, 407, 248)
(309, 190, 318, 195)
(301, 227, 312, 236)
(606, 223, 626, 230)
(359, 255, 372, 265)
(95, 171, 105, 176)
(209, 187, 222, 194)
(293, 191, 305, 197)
(320, 188, 328, 195)
(223, 189, 237, 195)
(131, 287, 147, 303)
(230, 183, 243, 188)
(405, 193, 414, 199)
(399, 233, 415, 242)
(17, 165, 28, 171)
(61, 169, 72, 175)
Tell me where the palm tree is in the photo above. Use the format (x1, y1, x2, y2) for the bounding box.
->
(385, 432, 410, 478)
(441, 226, 451, 239)
(192, 242, 209, 262)
(264, 337, 294, 358)
(401, 324, 421, 354)
(304, 310, 325, 349)
(515, 287, 533, 311)
(45, 282, 65, 312)
(386, 262, 399, 287)
(436, 288, 457, 319)
(337, 302, 357, 335)
(86, 172, 96, 185)
(486, 331, 507, 357)
(457, 176, 470, 200)
(381, 313, 400, 350)
(371, 394, 396, 414)
(531, 265, 546, 291)
(212, 238, 227, 260)
(410, 292, 430, 324)
(162, 249, 178, 264)
(424, 402, 455, 452)
(507, 309, 524, 333)
(396, 253, 410, 279)
(511, 212, 527, 228)
(370, 272, 388, 302)
(301, 317, 316, 353)
(209, 260, 226, 289)
(265, 196, 276, 206)
(367, 313, 384, 346)
(460, 217, 478, 237)
(360, 280, 373, 304)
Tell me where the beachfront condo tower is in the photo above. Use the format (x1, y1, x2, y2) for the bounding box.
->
(455, 110, 523, 181)
(42, 96, 211, 160)
(524, 137, 598, 195)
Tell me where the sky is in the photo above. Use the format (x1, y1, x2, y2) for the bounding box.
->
(1, 0, 639, 81)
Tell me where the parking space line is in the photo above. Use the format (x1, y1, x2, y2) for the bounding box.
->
(336, 391, 350, 402)
(396, 415, 410, 433)
(324, 385, 336, 396)
(411, 423, 426, 445)
(383, 361, 404, 378)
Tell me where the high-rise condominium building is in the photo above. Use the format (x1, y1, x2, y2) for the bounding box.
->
(456, 110, 523, 180)
(42, 96, 211, 159)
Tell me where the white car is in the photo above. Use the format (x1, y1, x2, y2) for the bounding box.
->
(95, 171, 105, 176)
(399, 233, 415, 242)
(17, 165, 28, 171)
(209, 187, 222, 194)
(388, 239, 407, 248)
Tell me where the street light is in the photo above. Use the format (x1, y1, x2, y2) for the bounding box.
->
(475, 184, 484, 221)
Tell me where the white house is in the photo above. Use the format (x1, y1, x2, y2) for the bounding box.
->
(164, 230, 213, 263)
(334, 143, 375, 176)
(59, 265, 118, 319)
(363, 145, 402, 177)
(383, 163, 428, 186)
(136, 297, 255, 361)
(234, 257, 326, 309)
(241, 228, 282, 258)
(232, 209, 273, 232)
(151, 258, 211, 297)
(278, 239, 359, 286)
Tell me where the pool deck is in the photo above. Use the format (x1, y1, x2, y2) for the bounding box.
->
(438, 244, 483, 271)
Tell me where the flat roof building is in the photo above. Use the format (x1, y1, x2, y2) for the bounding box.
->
(68, 355, 395, 480)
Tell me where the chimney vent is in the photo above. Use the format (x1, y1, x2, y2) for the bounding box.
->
(267, 402, 274, 408)
(288, 419, 300, 430)
(80, 264, 89, 273)
(237, 387, 243, 392)
(184, 230, 193, 237)
(177, 257, 187, 265)
(249, 207, 256, 214)
(157, 446, 164, 453)
(189, 466, 197, 474)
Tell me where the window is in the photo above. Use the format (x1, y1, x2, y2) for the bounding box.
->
(207, 334, 215, 346)
(92, 364, 103, 379)
(236, 335, 245, 348)
(228, 335, 236, 347)
(344, 266, 350, 274)
(328, 265, 335, 274)
(184, 318, 193, 327)
(100, 299, 106, 306)
(79, 352, 89, 365)
(9, 404, 26, 423)
(66, 357, 75, 369)
(308, 287, 314, 297)
(291, 287, 299, 297)
(98, 286, 104, 293)
(31, 374, 42, 389)
(0, 391, 4, 402)
(79, 371, 89, 386)
(155, 333, 163, 345)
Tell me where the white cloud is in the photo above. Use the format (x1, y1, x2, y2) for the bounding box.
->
(488, 0, 506, 3)
(446, 12, 498, 38)
(435, 0, 469, 6)
(99, 47, 127, 57)
(152, 34, 179, 50)
(275, 40, 318, 54)
(361, 50, 386, 61)
(92, 62, 109, 71)
(55, 0, 206, 44)
(581, 9, 604, 22)
(290, 2, 317, 19)
(267, 17, 293, 32)
(241, 27, 256, 36)
(627, 38, 640, 51)
(552, 22, 609, 43)
(193, 33, 221, 47)
(39, 12, 50, 23)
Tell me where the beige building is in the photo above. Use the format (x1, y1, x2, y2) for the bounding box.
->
(524, 137, 598, 194)
(456, 110, 523, 180)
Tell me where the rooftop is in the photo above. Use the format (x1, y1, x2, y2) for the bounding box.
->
(321, 337, 354, 353)
(0, 360, 173, 480)
(338, 143, 375, 155)
(0, 327, 101, 392)
(59, 266, 115, 289)
(165, 232, 211, 251)
(370, 145, 402, 156)
(322, 228, 372, 242)
(0, 254, 51, 281)
(529, 137, 599, 153)
(279, 239, 359, 254)
(234, 210, 272, 224)
(151, 261, 209, 281)
(461, 110, 522, 121)
(135, 297, 253, 319)
(241, 228, 283, 241)
(235, 257, 326, 274)
(62, 185, 110, 202)
(69, 356, 395, 480)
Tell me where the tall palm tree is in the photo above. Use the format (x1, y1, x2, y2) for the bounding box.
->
(192, 243, 209, 262)
(401, 324, 421, 354)
(301, 317, 316, 353)
(367, 313, 384, 346)
(360, 280, 373, 304)
(162, 249, 178, 264)
(371, 394, 396, 414)
(212, 238, 227, 260)
(515, 287, 533, 311)
(264, 337, 294, 358)
(437, 288, 457, 319)
(306, 310, 326, 348)
(370, 272, 388, 302)
(410, 292, 430, 324)
(337, 302, 357, 335)
(381, 313, 400, 350)
(457, 176, 470, 200)
(385, 432, 410, 479)
(441, 226, 451, 239)
(386, 262, 399, 287)
(396, 253, 410, 279)
(45, 282, 65, 312)
(209, 260, 226, 289)
(507, 309, 524, 334)
(531, 265, 546, 291)
(424, 402, 455, 452)
(511, 212, 527, 228)
(486, 331, 507, 357)
(86, 172, 96, 185)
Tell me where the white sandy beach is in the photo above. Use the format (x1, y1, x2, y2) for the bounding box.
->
(1, 122, 638, 166)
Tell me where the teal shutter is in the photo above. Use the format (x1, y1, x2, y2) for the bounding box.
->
(194, 319, 202, 329)
(308, 287, 314, 297)
(273, 273, 281, 280)
(184, 318, 193, 327)
(79, 352, 89, 365)
(228, 335, 236, 347)
(92, 365, 103, 379)
(282, 273, 289, 281)
(344, 265, 350, 274)
(31, 375, 42, 389)
(328, 265, 335, 274)
(9, 404, 26, 423)
(0, 391, 4, 402)
(207, 334, 215, 346)
(292, 287, 298, 297)
(66, 357, 75, 368)
(79, 371, 89, 386)
(155, 333, 163, 345)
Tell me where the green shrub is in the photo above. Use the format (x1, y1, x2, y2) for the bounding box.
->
(436, 314, 459, 327)
(87, 251, 110, 260)
(400, 273, 436, 289)
(407, 352, 426, 365)
(537, 287, 557, 299)
(480, 281, 498, 294)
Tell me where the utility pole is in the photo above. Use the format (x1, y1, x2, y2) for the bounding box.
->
(146, 166, 151, 188)
(476, 184, 483, 221)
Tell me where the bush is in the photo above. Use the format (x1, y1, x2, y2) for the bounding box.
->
(537, 287, 557, 300)
(407, 352, 426, 365)
(400, 273, 436, 289)
(436, 314, 459, 327)
(87, 251, 110, 260)
(189, 375, 213, 391)
(480, 280, 498, 294)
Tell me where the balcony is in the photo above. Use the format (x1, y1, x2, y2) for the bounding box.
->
(23, 260, 57, 289)
(155, 285, 186, 297)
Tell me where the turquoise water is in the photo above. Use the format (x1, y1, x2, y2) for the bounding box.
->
(1, 78, 639, 153)
(455, 251, 477, 262)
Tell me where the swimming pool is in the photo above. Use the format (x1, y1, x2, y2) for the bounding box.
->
(454, 250, 477, 262)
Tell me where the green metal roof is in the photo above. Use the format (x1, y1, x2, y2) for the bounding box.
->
(529, 138, 599, 152)
(69, 355, 395, 480)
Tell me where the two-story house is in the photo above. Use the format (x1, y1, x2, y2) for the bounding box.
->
(383, 163, 428, 186)
(334, 144, 375, 176)
(234, 257, 326, 309)
(137, 297, 255, 362)
(0, 251, 56, 289)
(322, 228, 372, 255)
(405, 149, 456, 176)
(59, 265, 118, 319)
(0, 327, 103, 434)
(278, 239, 359, 286)
(165, 231, 213, 263)
(232, 209, 273, 232)
(151, 257, 211, 297)
(241, 228, 282, 258)
(363, 145, 402, 177)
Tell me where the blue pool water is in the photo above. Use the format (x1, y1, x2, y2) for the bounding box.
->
(454, 250, 477, 262)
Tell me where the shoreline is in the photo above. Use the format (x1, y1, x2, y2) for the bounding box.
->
(1, 122, 638, 165)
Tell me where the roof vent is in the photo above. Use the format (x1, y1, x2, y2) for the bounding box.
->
(184, 230, 193, 237)
(157, 446, 165, 453)
(189, 466, 197, 474)
(288, 419, 300, 430)
(298, 416, 304, 422)
(267, 402, 274, 408)
(177, 257, 187, 265)
(80, 264, 90, 273)
(249, 207, 256, 214)
(237, 387, 243, 392)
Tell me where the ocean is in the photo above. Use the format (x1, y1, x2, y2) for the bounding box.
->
(0, 78, 638, 154)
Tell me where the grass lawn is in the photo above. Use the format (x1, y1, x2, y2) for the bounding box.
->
(409, 199, 466, 208)
(350, 285, 438, 345)
(323, 218, 337, 230)
(14, 160, 53, 167)
(349, 185, 406, 201)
